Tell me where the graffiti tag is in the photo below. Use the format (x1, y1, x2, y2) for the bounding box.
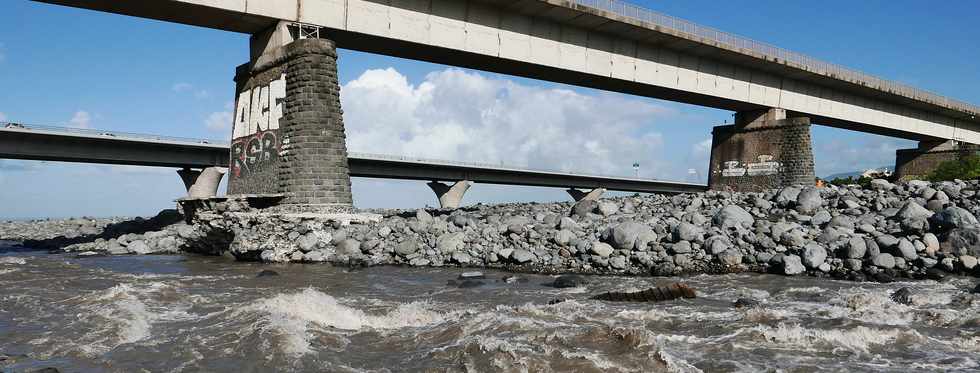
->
(233, 74, 286, 139)
(231, 130, 279, 177)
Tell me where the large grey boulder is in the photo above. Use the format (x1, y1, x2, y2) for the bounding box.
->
(776, 187, 801, 208)
(609, 221, 657, 250)
(596, 201, 620, 216)
(802, 243, 827, 268)
(672, 222, 703, 242)
(712, 205, 754, 228)
(718, 250, 742, 266)
(870, 179, 894, 190)
(894, 201, 934, 221)
(591, 242, 615, 258)
(395, 239, 419, 256)
(846, 237, 867, 259)
(896, 238, 917, 260)
(783, 255, 806, 275)
(930, 207, 980, 231)
(795, 188, 823, 214)
(128, 240, 152, 255)
(570, 199, 598, 217)
(873, 253, 896, 269)
(436, 232, 466, 254)
(941, 228, 980, 257)
(511, 249, 534, 263)
(554, 229, 576, 246)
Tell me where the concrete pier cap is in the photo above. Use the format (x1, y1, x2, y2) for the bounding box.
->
(427, 180, 472, 209)
(566, 188, 606, 202)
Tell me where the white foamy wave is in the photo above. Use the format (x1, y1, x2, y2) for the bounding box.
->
(0, 257, 26, 265)
(250, 288, 446, 355)
(752, 323, 921, 354)
(658, 349, 704, 373)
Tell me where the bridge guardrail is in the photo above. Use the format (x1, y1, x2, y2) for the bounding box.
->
(1, 122, 229, 145)
(571, 0, 980, 116)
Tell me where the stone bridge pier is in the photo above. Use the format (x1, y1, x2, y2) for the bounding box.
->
(226, 22, 353, 212)
(894, 140, 980, 180)
(708, 108, 815, 192)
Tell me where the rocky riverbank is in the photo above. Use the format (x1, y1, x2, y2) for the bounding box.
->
(4, 179, 980, 282)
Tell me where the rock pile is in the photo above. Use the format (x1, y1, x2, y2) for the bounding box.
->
(4, 178, 980, 281)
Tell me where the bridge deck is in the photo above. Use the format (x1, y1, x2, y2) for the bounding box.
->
(0, 124, 705, 194)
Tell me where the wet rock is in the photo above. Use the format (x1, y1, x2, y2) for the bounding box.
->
(872, 272, 894, 283)
(547, 298, 567, 305)
(896, 239, 917, 260)
(890, 287, 913, 305)
(783, 255, 805, 275)
(592, 283, 696, 302)
(733, 298, 761, 308)
(552, 274, 588, 288)
(926, 268, 947, 281)
(456, 279, 484, 288)
(718, 250, 743, 266)
(972, 283, 980, 294)
(256, 270, 279, 277)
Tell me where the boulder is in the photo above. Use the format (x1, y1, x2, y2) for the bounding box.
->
(511, 249, 534, 263)
(795, 188, 823, 214)
(609, 221, 656, 250)
(783, 255, 805, 275)
(672, 222, 703, 242)
(395, 239, 419, 256)
(802, 243, 827, 268)
(872, 253, 896, 269)
(846, 237, 867, 259)
(941, 228, 980, 257)
(712, 205, 754, 228)
(931, 207, 980, 231)
(591, 242, 615, 258)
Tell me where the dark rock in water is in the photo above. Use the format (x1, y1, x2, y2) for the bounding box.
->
(29, 368, 61, 373)
(847, 272, 868, 282)
(890, 287, 914, 305)
(592, 283, 696, 302)
(256, 270, 280, 277)
(459, 271, 485, 279)
(872, 272, 894, 283)
(548, 298, 567, 305)
(552, 274, 588, 288)
(457, 279, 485, 288)
(971, 283, 980, 294)
(733, 298, 761, 308)
(925, 268, 946, 281)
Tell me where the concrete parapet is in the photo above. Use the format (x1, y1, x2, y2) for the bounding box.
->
(566, 188, 606, 202)
(708, 108, 815, 192)
(427, 180, 472, 209)
(894, 140, 980, 180)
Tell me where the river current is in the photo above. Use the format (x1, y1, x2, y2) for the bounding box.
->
(1, 241, 978, 372)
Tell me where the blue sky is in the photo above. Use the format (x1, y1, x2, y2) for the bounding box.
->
(1, 0, 978, 219)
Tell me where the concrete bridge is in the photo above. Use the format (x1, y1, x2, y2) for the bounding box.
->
(0, 123, 704, 208)
(24, 0, 980, 211)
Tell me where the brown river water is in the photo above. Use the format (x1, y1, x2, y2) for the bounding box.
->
(1, 241, 979, 372)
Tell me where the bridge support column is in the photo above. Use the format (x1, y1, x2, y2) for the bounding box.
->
(894, 140, 980, 180)
(427, 180, 472, 209)
(228, 21, 353, 212)
(708, 108, 814, 192)
(177, 167, 225, 198)
(566, 188, 605, 202)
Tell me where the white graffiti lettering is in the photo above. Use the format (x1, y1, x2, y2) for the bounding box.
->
(233, 74, 286, 139)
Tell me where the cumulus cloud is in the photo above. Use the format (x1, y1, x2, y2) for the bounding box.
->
(68, 111, 91, 129)
(205, 111, 233, 132)
(341, 68, 671, 178)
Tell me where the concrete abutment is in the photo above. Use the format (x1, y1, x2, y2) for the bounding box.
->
(177, 167, 225, 198)
(708, 108, 815, 192)
(894, 140, 980, 180)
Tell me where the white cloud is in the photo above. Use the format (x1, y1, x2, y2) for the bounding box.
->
(205, 110, 233, 132)
(172, 82, 193, 93)
(341, 68, 671, 178)
(68, 111, 91, 129)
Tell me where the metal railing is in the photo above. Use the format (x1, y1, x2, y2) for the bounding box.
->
(2, 122, 696, 184)
(1, 122, 228, 145)
(569, 0, 980, 115)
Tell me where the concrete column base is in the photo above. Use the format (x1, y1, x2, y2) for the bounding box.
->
(566, 188, 606, 202)
(894, 140, 979, 181)
(178, 167, 226, 198)
(708, 108, 815, 192)
(427, 180, 472, 209)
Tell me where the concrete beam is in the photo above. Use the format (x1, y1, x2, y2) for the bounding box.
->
(427, 180, 472, 209)
(566, 188, 605, 202)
